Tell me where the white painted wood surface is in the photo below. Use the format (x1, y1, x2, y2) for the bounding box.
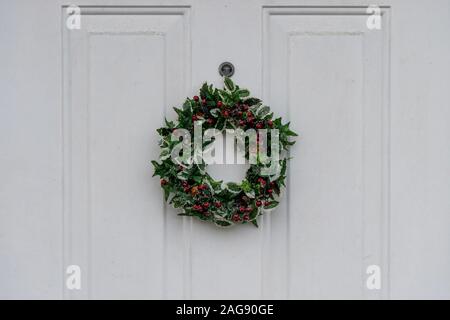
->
(0, 0, 449, 299)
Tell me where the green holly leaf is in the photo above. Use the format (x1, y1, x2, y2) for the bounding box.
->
(215, 220, 233, 227)
(273, 117, 282, 127)
(243, 97, 261, 106)
(241, 179, 251, 192)
(200, 82, 209, 98)
(182, 101, 191, 112)
(249, 102, 262, 113)
(245, 190, 255, 198)
(210, 108, 220, 117)
(257, 105, 270, 118)
(159, 148, 171, 161)
(237, 89, 250, 98)
(224, 77, 235, 92)
(215, 117, 226, 130)
(162, 186, 171, 201)
(151, 160, 161, 177)
(264, 201, 279, 209)
(226, 182, 241, 193)
(164, 118, 175, 128)
(280, 159, 287, 176)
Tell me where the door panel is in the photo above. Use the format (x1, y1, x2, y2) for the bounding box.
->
(62, 6, 191, 299)
(263, 7, 389, 299)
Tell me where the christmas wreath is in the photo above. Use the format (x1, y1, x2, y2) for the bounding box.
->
(152, 77, 297, 227)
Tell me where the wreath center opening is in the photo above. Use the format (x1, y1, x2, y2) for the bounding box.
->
(205, 131, 250, 183)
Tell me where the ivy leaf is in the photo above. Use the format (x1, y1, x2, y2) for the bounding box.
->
(224, 77, 235, 92)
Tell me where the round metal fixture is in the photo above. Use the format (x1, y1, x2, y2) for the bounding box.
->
(218, 62, 235, 77)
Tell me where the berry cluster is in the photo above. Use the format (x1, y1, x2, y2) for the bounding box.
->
(188, 94, 275, 132)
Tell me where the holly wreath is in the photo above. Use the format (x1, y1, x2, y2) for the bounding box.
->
(152, 77, 297, 227)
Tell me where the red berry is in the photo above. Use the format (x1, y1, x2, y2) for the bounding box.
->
(256, 122, 263, 129)
(160, 179, 168, 186)
(193, 204, 203, 212)
(242, 105, 249, 111)
(222, 110, 229, 118)
(232, 214, 241, 222)
(256, 200, 262, 207)
(267, 189, 273, 194)
(238, 111, 243, 117)
(239, 120, 246, 127)
(217, 101, 223, 108)
(243, 214, 250, 221)
(202, 99, 206, 105)
(246, 207, 252, 213)
(203, 202, 210, 209)
(267, 120, 273, 127)
(193, 95, 199, 102)
(207, 118, 214, 125)
(264, 201, 270, 206)
(214, 201, 222, 208)
(192, 115, 198, 121)
(247, 111, 253, 118)
(239, 206, 246, 213)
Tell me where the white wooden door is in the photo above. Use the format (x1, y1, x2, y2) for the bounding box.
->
(1, 0, 450, 299)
